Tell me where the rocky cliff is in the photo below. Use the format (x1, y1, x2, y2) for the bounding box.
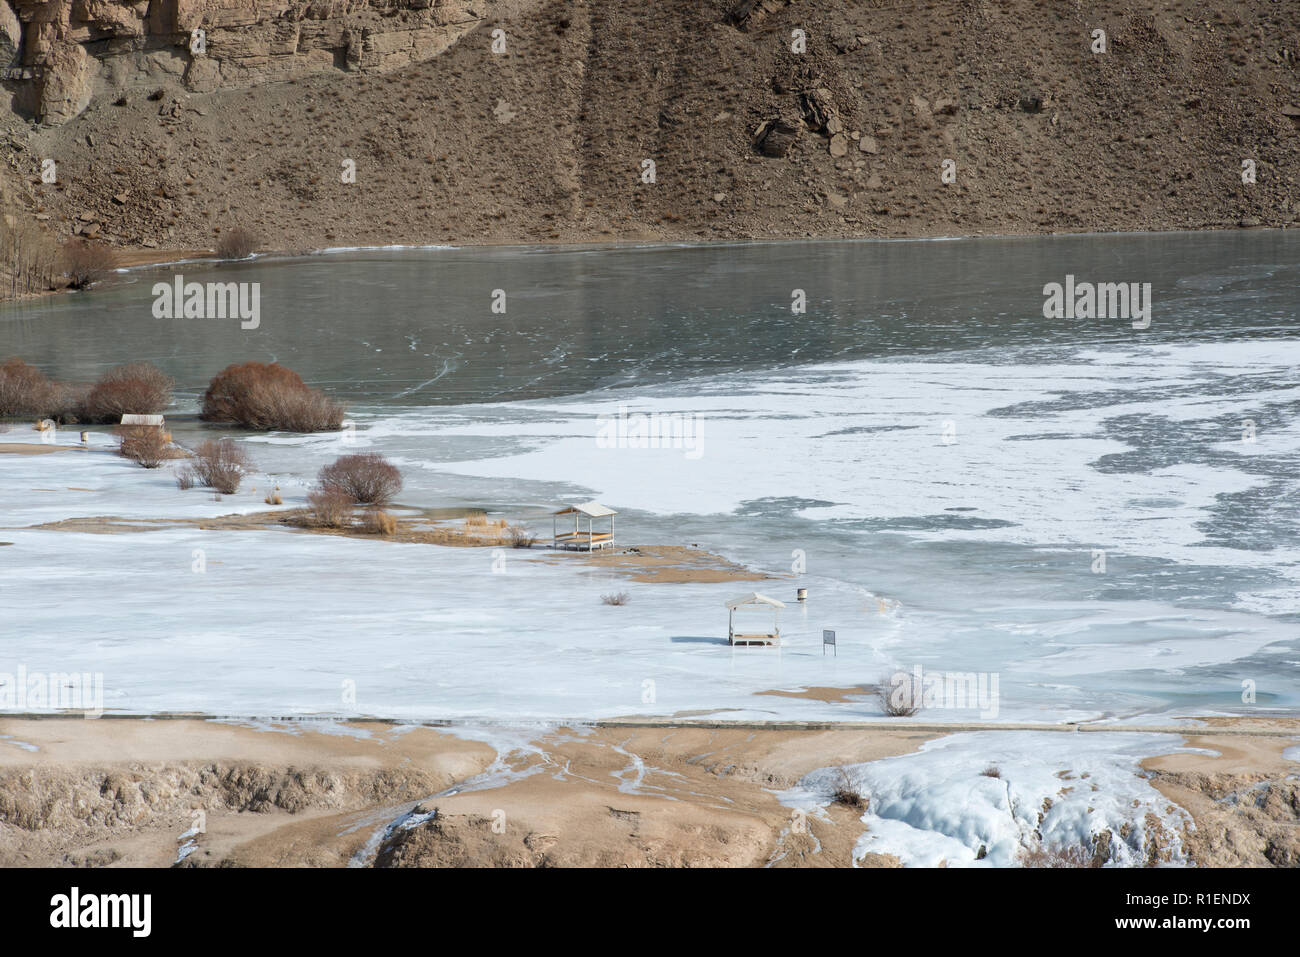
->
(3, 0, 488, 124)
(0, 0, 1297, 280)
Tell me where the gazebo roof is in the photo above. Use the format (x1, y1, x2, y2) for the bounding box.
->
(554, 501, 616, 518)
(725, 592, 787, 610)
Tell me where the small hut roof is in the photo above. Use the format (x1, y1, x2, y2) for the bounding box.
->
(725, 592, 786, 610)
(554, 501, 616, 517)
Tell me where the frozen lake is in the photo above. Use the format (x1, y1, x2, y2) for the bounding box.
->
(2, 232, 1298, 722)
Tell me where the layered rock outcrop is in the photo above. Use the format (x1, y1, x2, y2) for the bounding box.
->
(3, 0, 488, 123)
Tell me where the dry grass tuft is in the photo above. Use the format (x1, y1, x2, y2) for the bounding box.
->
(1018, 843, 1103, 868)
(362, 508, 398, 535)
(601, 591, 631, 606)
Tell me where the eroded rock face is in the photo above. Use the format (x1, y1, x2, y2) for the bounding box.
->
(0, 1, 20, 67)
(4, 0, 490, 123)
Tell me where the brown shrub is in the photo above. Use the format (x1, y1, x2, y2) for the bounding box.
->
(200, 361, 345, 432)
(117, 425, 168, 468)
(62, 239, 118, 290)
(506, 525, 536, 548)
(307, 486, 354, 528)
(216, 227, 259, 260)
(362, 508, 398, 535)
(78, 362, 174, 423)
(0, 358, 66, 418)
(318, 453, 403, 506)
(192, 438, 249, 494)
(176, 466, 197, 490)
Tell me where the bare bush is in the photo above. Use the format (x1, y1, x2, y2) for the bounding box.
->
(200, 361, 345, 432)
(176, 467, 197, 490)
(192, 438, 249, 494)
(62, 239, 118, 290)
(307, 486, 354, 528)
(0, 358, 67, 418)
(830, 768, 866, 811)
(318, 453, 403, 506)
(877, 672, 923, 717)
(116, 426, 168, 468)
(981, 767, 1001, 779)
(216, 227, 259, 260)
(506, 525, 536, 548)
(78, 362, 173, 423)
(362, 508, 398, 536)
(601, 592, 630, 606)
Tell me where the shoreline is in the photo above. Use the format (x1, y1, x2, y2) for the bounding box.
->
(4, 224, 1291, 306)
(1, 716, 1294, 867)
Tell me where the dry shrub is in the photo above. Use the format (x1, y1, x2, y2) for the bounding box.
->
(362, 508, 398, 535)
(200, 361, 345, 432)
(117, 425, 168, 468)
(78, 362, 173, 423)
(601, 592, 630, 606)
(877, 672, 923, 717)
(216, 227, 259, 260)
(0, 358, 66, 418)
(506, 525, 536, 548)
(192, 438, 249, 494)
(176, 467, 197, 490)
(318, 453, 403, 506)
(308, 486, 353, 528)
(981, 767, 1001, 779)
(830, 769, 867, 811)
(62, 239, 118, 290)
(1018, 843, 1103, 869)
(463, 512, 487, 528)
(264, 486, 283, 506)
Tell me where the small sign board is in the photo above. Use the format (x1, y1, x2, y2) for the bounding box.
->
(822, 629, 836, 656)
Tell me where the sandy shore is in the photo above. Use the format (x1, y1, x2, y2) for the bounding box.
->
(1, 716, 1295, 868)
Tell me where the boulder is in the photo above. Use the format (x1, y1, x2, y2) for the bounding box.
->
(36, 42, 94, 125)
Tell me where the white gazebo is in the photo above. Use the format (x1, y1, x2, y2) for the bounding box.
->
(725, 592, 786, 646)
(552, 501, 616, 551)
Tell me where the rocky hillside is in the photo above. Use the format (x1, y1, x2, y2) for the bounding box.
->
(1, 0, 1298, 267)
